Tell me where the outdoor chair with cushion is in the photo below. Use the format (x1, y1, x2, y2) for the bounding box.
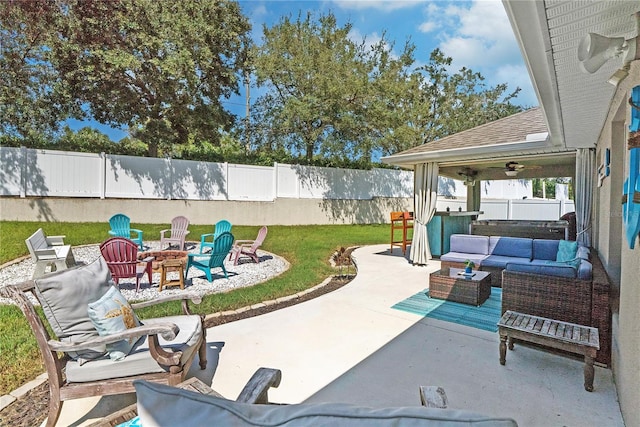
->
(200, 219, 232, 254)
(0, 257, 207, 427)
(159, 215, 190, 250)
(111, 380, 517, 427)
(187, 231, 234, 282)
(88, 368, 283, 427)
(108, 214, 144, 250)
(100, 237, 153, 292)
(229, 225, 268, 265)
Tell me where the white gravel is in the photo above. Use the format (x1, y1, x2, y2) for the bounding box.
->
(0, 240, 289, 305)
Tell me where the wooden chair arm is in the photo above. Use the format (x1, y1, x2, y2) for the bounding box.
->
(131, 293, 202, 315)
(236, 367, 282, 404)
(48, 322, 180, 352)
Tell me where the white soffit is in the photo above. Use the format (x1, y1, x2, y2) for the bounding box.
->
(504, 0, 639, 149)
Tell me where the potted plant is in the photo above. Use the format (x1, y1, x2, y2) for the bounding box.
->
(464, 260, 475, 274)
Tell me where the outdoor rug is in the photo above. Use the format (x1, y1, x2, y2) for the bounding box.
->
(391, 287, 502, 332)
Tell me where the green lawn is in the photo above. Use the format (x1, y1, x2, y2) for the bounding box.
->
(0, 221, 388, 395)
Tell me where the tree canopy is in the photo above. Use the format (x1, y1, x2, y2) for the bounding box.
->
(1, 0, 251, 156)
(247, 12, 522, 168)
(2, 4, 523, 168)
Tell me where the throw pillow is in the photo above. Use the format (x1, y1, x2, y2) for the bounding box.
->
(34, 257, 112, 361)
(88, 285, 144, 361)
(556, 239, 578, 262)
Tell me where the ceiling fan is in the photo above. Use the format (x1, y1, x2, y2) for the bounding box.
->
(457, 168, 478, 186)
(499, 161, 542, 177)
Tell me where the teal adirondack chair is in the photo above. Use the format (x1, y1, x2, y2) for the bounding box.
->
(200, 220, 232, 254)
(187, 232, 234, 282)
(108, 214, 144, 250)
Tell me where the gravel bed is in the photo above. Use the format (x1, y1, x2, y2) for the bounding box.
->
(0, 241, 289, 305)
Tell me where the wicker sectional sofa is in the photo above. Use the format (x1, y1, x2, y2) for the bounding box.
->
(439, 234, 611, 366)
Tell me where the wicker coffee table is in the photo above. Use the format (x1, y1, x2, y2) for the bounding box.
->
(429, 267, 491, 306)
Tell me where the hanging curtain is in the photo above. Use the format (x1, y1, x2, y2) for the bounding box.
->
(575, 148, 595, 247)
(410, 162, 439, 265)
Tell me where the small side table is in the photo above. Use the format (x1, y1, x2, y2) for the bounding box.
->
(159, 258, 185, 291)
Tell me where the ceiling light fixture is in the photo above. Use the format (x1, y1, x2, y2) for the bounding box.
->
(504, 170, 519, 177)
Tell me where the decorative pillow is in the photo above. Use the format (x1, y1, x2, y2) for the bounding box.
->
(556, 239, 578, 262)
(88, 285, 144, 361)
(34, 257, 112, 361)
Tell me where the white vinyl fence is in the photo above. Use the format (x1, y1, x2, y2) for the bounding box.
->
(0, 147, 574, 221)
(0, 147, 414, 201)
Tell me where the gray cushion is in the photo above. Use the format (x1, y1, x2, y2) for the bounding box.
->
(134, 380, 518, 426)
(449, 234, 489, 255)
(577, 259, 593, 280)
(439, 252, 488, 266)
(34, 257, 112, 361)
(66, 315, 202, 383)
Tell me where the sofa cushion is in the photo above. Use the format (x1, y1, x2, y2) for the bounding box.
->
(577, 259, 593, 280)
(134, 380, 519, 427)
(439, 252, 488, 266)
(482, 255, 530, 269)
(577, 245, 590, 261)
(449, 234, 489, 255)
(65, 314, 202, 383)
(489, 237, 532, 259)
(556, 240, 578, 262)
(505, 262, 577, 278)
(532, 239, 559, 261)
(34, 257, 112, 361)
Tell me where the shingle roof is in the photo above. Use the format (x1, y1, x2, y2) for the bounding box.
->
(391, 107, 547, 156)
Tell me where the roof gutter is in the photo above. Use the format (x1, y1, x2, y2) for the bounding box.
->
(502, 0, 566, 147)
(381, 133, 553, 167)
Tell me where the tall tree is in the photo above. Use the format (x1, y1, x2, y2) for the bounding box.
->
(413, 49, 522, 145)
(55, 0, 251, 157)
(249, 12, 522, 167)
(250, 12, 371, 163)
(0, 1, 81, 144)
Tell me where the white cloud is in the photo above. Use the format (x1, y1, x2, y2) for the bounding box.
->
(419, 0, 535, 104)
(418, 21, 438, 33)
(438, 0, 520, 70)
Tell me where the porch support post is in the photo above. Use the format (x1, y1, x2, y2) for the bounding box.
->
(466, 181, 481, 212)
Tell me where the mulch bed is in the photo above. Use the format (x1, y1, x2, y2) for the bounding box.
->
(0, 274, 354, 427)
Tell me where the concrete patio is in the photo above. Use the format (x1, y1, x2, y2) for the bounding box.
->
(53, 244, 623, 426)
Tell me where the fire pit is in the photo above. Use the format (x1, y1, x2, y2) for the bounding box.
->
(138, 250, 188, 291)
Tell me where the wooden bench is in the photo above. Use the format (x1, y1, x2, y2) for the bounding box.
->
(25, 228, 76, 278)
(498, 310, 600, 391)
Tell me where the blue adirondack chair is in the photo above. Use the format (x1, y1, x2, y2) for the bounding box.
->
(108, 214, 144, 250)
(200, 220, 232, 254)
(187, 232, 234, 282)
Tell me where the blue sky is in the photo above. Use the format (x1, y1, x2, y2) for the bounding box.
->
(71, 0, 537, 141)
